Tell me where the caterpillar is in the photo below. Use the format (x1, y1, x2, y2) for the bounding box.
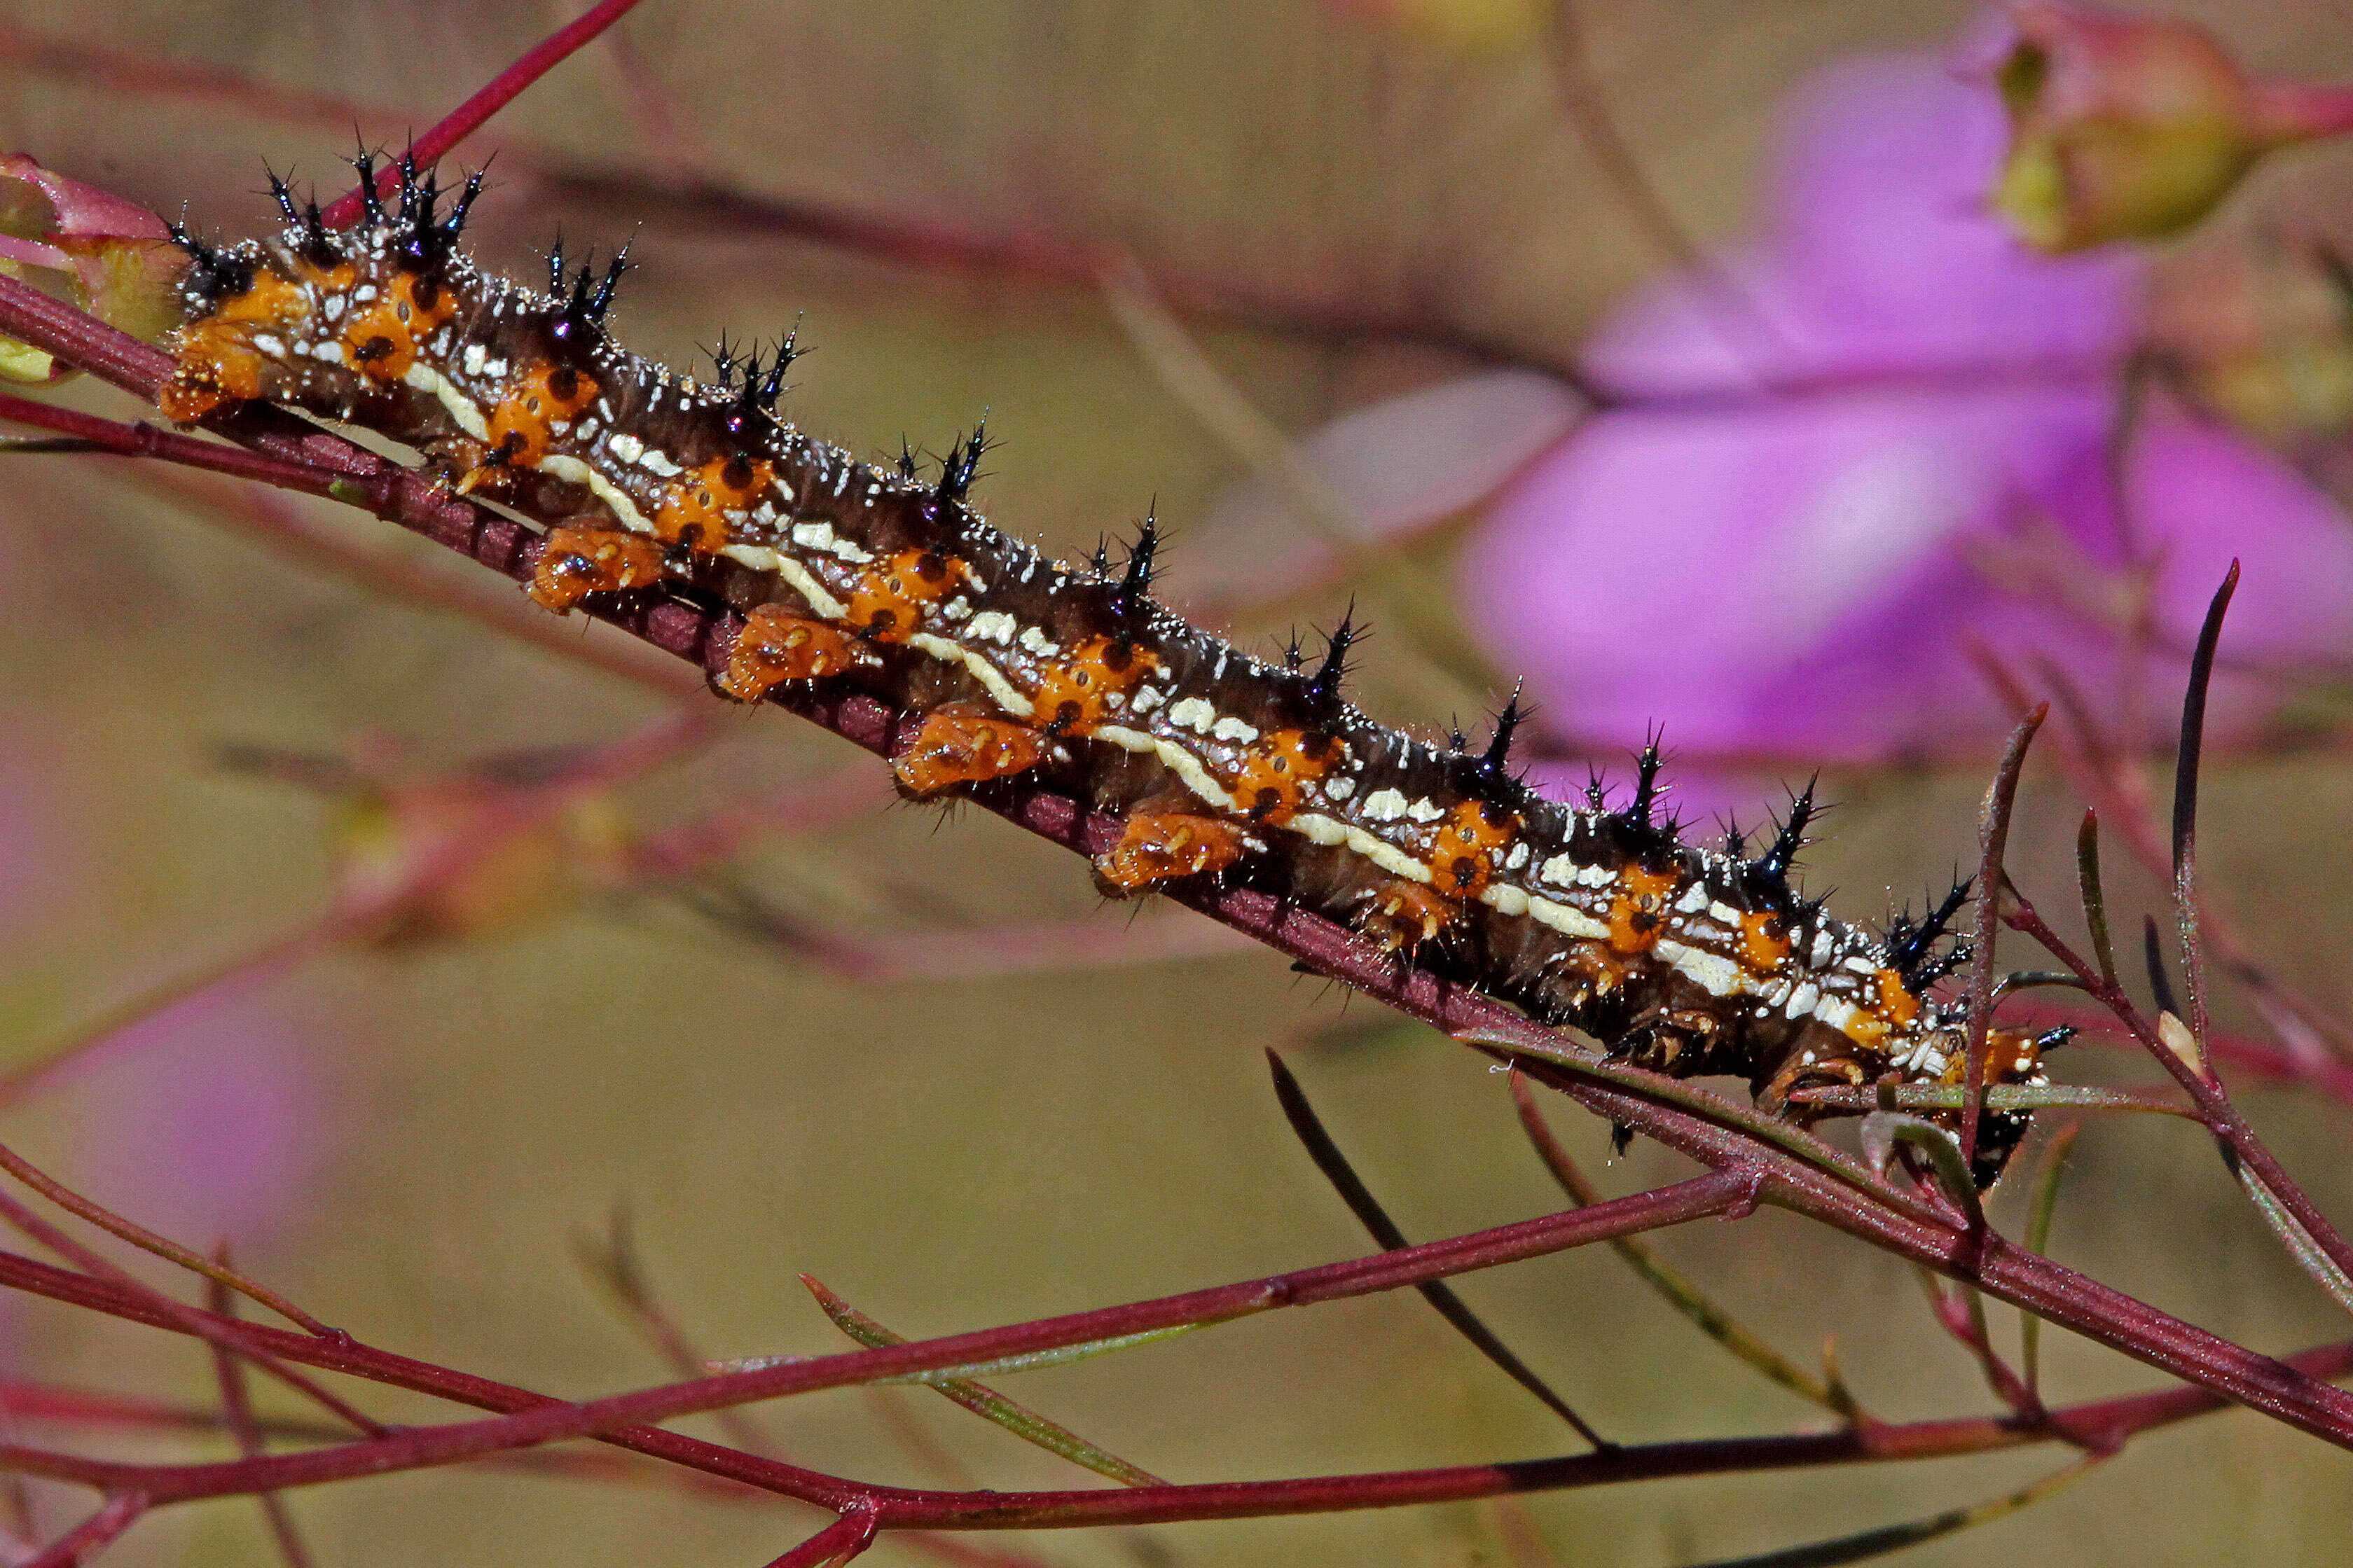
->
(160, 155, 2059, 1187)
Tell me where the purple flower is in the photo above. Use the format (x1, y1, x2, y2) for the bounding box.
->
(1456, 48, 2353, 771)
(58, 995, 332, 1251)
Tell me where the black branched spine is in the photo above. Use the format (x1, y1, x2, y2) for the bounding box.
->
(935, 422, 988, 507)
(1886, 877, 1973, 982)
(1304, 606, 1360, 714)
(1110, 513, 1159, 622)
(1760, 776, 1819, 882)
(1475, 685, 1525, 786)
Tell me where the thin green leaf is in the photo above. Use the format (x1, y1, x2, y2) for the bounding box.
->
(1789, 1083, 2196, 1118)
(2233, 1163, 2353, 1321)
(1270, 1051, 1608, 1447)
(1456, 1027, 1900, 1205)
(2172, 564, 2239, 1061)
(1679, 1456, 2102, 1567)
(2075, 810, 2118, 987)
(799, 1275, 1168, 1487)
(1507, 1069, 1842, 1415)
(2020, 1120, 2081, 1396)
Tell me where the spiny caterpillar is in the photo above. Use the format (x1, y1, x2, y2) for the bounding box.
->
(162, 155, 2060, 1186)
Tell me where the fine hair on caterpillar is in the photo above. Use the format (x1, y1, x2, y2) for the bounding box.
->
(163, 152, 2062, 1188)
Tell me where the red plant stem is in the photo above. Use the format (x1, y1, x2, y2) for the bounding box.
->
(0, 391, 350, 491)
(315, 0, 649, 229)
(0, 1240, 2346, 1529)
(2002, 891, 2353, 1282)
(6, 273, 2353, 1503)
(1962, 705, 2045, 1177)
(206, 1271, 316, 1568)
(2252, 80, 2353, 142)
(1505, 1050, 2353, 1443)
(1973, 656, 2353, 1278)
(766, 1508, 878, 1568)
(0, 1180, 377, 1438)
(0, 1174, 1753, 1502)
(22, 1492, 145, 1568)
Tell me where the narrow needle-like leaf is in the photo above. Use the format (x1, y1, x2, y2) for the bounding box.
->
(2021, 1121, 2081, 1396)
(799, 1275, 1167, 1487)
(1269, 1051, 1610, 1448)
(2076, 810, 2118, 987)
(1507, 1069, 1842, 1414)
(1678, 1455, 2102, 1567)
(2234, 1164, 2353, 1320)
(2172, 563, 2238, 1069)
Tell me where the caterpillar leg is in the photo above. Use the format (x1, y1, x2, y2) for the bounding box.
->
(1358, 877, 1456, 959)
(717, 604, 872, 702)
(529, 524, 664, 611)
(1092, 810, 1250, 896)
(892, 700, 1051, 796)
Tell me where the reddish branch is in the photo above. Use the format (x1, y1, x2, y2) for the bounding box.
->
(5, 229, 2353, 1534)
(314, 0, 650, 229)
(0, 1242, 2349, 1529)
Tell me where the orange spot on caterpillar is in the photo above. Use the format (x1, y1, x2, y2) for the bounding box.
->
(1840, 966, 1926, 1050)
(654, 452, 773, 551)
(1428, 798, 1516, 899)
(528, 524, 663, 611)
(1738, 910, 1792, 976)
(1606, 863, 1681, 956)
(718, 604, 869, 702)
(846, 550, 965, 642)
(158, 339, 263, 420)
(339, 269, 455, 385)
(160, 271, 314, 420)
(1093, 810, 1248, 895)
(892, 700, 1049, 796)
(481, 361, 600, 472)
(1229, 729, 1334, 825)
(1028, 636, 1157, 736)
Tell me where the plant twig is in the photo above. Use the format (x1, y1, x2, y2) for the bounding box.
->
(0, 1141, 333, 1336)
(1505, 1067, 1844, 1415)
(1268, 1053, 1609, 1448)
(764, 1507, 878, 1568)
(315, 0, 650, 228)
(21, 1490, 146, 1568)
(205, 1263, 315, 1568)
(1961, 707, 2046, 1180)
(802, 1277, 1168, 1487)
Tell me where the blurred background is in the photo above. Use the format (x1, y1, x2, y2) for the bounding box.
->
(5, 0, 2353, 1562)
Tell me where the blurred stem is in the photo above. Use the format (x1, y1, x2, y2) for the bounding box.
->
(21, 1492, 147, 1568)
(0, 1139, 334, 1338)
(1094, 251, 1498, 707)
(315, 0, 650, 228)
(205, 1263, 316, 1568)
(1541, 0, 1791, 375)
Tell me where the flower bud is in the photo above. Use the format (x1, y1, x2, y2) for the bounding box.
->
(1991, 4, 2353, 253)
(0, 153, 179, 383)
(2148, 235, 2353, 450)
